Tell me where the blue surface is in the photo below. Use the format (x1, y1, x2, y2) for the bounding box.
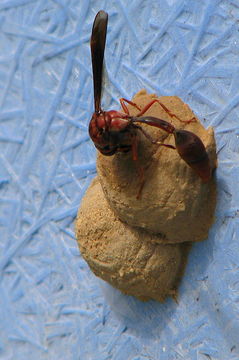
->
(1, 0, 239, 359)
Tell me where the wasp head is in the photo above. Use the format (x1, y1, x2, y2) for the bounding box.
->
(89, 111, 117, 155)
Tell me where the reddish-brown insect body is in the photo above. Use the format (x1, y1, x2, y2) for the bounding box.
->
(174, 130, 211, 182)
(89, 10, 212, 186)
(89, 110, 135, 155)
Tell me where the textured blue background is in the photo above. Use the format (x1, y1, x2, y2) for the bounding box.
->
(1, 0, 239, 359)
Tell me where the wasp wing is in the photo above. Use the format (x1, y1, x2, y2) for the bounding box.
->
(91, 10, 108, 113)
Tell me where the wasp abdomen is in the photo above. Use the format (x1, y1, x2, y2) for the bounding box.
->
(174, 129, 211, 182)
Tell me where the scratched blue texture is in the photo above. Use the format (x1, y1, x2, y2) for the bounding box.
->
(0, 0, 239, 359)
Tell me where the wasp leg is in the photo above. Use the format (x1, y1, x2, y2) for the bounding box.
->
(119, 98, 141, 115)
(136, 99, 196, 124)
(130, 134, 145, 199)
(132, 127, 176, 199)
(136, 125, 176, 149)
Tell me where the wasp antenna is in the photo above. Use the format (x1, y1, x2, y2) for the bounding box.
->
(91, 10, 108, 113)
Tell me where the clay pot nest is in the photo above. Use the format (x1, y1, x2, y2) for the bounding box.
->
(76, 90, 217, 302)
